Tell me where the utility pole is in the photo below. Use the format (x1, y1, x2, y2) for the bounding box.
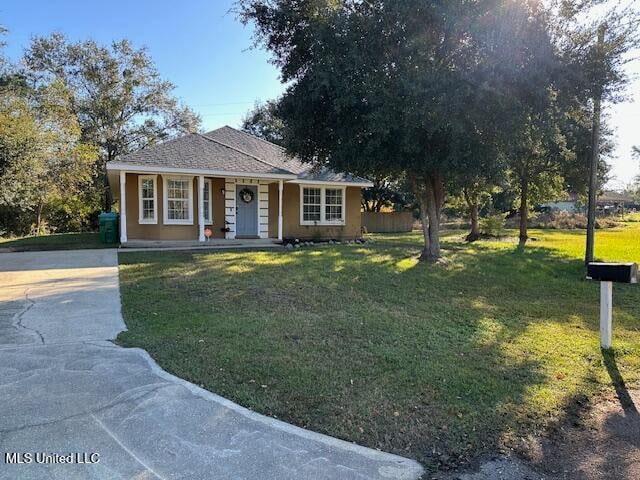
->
(585, 24, 606, 265)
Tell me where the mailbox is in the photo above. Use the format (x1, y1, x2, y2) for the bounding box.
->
(587, 262, 637, 284)
(586, 262, 638, 349)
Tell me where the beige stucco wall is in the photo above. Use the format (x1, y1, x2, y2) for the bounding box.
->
(125, 173, 226, 240)
(124, 174, 362, 241)
(268, 184, 363, 240)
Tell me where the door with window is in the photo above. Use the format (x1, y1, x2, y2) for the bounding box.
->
(236, 185, 258, 237)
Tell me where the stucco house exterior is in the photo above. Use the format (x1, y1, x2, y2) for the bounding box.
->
(106, 126, 372, 245)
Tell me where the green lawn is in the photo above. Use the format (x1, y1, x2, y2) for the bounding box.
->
(117, 225, 640, 470)
(0, 232, 113, 251)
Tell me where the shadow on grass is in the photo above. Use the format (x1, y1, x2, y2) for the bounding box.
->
(117, 238, 640, 471)
(523, 350, 640, 480)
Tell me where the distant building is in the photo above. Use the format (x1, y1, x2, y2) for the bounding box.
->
(539, 191, 637, 215)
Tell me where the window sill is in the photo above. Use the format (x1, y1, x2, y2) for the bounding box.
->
(300, 221, 346, 226)
(164, 219, 194, 225)
(138, 219, 157, 225)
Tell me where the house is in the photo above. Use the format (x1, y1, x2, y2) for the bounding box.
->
(539, 190, 637, 215)
(539, 193, 582, 213)
(106, 126, 373, 245)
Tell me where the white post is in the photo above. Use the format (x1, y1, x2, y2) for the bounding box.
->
(119, 171, 127, 243)
(198, 175, 205, 242)
(600, 281, 613, 349)
(278, 179, 284, 241)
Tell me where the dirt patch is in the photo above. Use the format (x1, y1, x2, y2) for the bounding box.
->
(523, 388, 640, 480)
(437, 388, 639, 480)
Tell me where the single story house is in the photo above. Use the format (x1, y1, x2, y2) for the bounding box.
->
(540, 190, 637, 215)
(106, 126, 372, 245)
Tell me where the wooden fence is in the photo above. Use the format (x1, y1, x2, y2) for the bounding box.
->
(361, 211, 414, 233)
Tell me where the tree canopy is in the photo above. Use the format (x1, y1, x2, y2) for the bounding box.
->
(23, 33, 201, 211)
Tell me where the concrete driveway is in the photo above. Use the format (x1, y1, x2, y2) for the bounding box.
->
(0, 249, 423, 480)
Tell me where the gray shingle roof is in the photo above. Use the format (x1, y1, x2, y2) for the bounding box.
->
(113, 126, 371, 185)
(113, 133, 292, 175)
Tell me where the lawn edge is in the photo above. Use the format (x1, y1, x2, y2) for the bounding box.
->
(122, 343, 425, 479)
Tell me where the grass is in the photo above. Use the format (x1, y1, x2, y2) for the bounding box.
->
(117, 224, 640, 470)
(0, 232, 114, 251)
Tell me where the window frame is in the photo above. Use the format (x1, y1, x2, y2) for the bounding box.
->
(299, 185, 346, 226)
(163, 175, 194, 225)
(138, 175, 158, 224)
(202, 178, 213, 224)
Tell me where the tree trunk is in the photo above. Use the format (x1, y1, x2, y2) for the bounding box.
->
(463, 189, 480, 242)
(103, 151, 114, 212)
(411, 173, 445, 262)
(411, 176, 431, 257)
(585, 24, 606, 265)
(518, 179, 528, 249)
(35, 202, 44, 237)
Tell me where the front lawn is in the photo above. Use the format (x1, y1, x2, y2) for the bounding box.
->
(0, 232, 113, 251)
(117, 225, 640, 470)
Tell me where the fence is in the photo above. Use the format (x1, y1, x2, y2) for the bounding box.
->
(361, 211, 414, 233)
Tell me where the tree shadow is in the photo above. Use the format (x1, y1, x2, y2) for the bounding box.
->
(524, 350, 639, 480)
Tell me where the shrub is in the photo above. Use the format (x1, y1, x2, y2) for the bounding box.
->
(481, 213, 507, 237)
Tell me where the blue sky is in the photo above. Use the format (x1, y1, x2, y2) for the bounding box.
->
(2, 0, 638, 188)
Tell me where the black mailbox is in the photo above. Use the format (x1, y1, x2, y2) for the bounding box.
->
(587, 262, 638, 283)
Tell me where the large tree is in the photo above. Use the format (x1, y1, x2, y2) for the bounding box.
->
(240, 0, 542, 261)
(241, 99, 286, 146)
(23, 33, 201, 211)
(0, 80, 97, 235)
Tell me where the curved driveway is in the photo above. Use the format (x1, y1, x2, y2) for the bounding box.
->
(0, 249, 423, 480)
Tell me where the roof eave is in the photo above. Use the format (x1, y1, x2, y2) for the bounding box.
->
(288, 178, 374, 188)
(106, 162, 298, 180)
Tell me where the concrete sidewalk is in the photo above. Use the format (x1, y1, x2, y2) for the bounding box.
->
(0, 249, 424, 480)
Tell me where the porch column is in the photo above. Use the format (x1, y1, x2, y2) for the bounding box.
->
(278, 179, 283, 241)
(119, 171, 127, 243)
(198, 175, 205, 242)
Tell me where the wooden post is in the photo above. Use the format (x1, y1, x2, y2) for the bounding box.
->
(600, 281, 612, 349)
(198, 175, 205, 242)
(278, 179, 283, 241)
(585, 24, 606, 264)
(119, 171, 127, 243)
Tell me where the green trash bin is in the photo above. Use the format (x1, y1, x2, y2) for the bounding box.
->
(98, 212, 119, 244)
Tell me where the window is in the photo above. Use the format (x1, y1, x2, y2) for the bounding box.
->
(325, 188, 343, 221)
(300, 186, 346, 225)
(163, 176, 193, 225)
(302, 187, 321, 222)
(203, 178, 212, 224)
(138, 175, 157, 224)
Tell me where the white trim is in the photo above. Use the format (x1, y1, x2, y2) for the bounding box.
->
(299, 185, 346, 226)
(202, 178, 213, 224)
(290, 179, 373, 188)
(107, 162, 297, 180)
(224, 180, 236, 239)
(119, 171, 127, 243)
(258, 183, 269, 239)
(163, 175, 194, 225)
(137, 175, 158, 224)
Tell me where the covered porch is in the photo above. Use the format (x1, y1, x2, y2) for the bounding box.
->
(112, 169, 290, 245)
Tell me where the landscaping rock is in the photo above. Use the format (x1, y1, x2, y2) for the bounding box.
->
(285, 243, 294, 249)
